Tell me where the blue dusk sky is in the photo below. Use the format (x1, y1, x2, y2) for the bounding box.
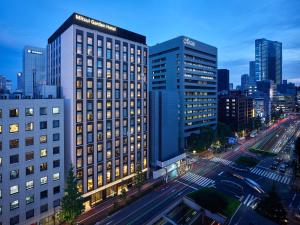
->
(0, 0, 299, 88)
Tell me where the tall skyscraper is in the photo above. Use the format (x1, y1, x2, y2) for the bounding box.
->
(249, 61, 256, 86)
(23, 46, 47, 98)
(48, 13, 148, 210)
(255, 38, 282, 84)
(217, 69, 229, 92)
(241, 74, 250, 90)
(149, 36, 217, 153)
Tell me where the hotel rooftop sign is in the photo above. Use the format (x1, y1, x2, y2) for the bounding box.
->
(48, 13, 146, 45)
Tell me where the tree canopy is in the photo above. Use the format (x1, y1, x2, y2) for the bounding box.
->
(59, 166, 84, 225)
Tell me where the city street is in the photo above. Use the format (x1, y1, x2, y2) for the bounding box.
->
(89, 117, 300, 225)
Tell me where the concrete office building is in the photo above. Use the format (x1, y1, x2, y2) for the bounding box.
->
(149, 36, 217, 160)
(23, 46, 47, 98)
(48, 13, 148, 209)
(217, 69, 229, 93)
(255, 38, 282, 84)
(0, 99, 64, 225)
(218, 91, 254, 132)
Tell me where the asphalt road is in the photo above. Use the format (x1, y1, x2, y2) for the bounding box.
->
(94, 118, 299, 225)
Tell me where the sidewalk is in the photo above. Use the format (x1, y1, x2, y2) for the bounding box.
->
(75, 178, 161, 225)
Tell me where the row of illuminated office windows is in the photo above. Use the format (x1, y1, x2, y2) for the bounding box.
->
(0, 133, 60, 152)
(5, 199, 60, 225)
(0, 120, 60, 134)
(0, 107, 60, 118)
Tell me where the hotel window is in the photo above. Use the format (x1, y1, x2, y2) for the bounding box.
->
(10, 185, 19, 195)
(25, 122, 34, 131)
(87, 89, 93, 99)
(10, 169, 19, 180)
(77, 112, 83, 122)
(40, 148, 47, 157)
(9, 108, 19, 117)
(76, 43, 82, 54)
(87, 67, 93, 78)
(26, 180, 34, 190)
(26, 165, 34, 175)
(0, 125, 2, 134)
(97, 174, 103, 187)
(40, 135, 47, 143)
(26, 195, 34, 204)
(77, 57, 83, 65)
(25, 137, 34, 146)
(25, 151, 34, 161)
(52, 107, 60, 114)
(76, 33, 82, 43)
(10, 200, 19, 210)
(9, 124, 19, 133)
(87, 176, 93, 191)
(87, 45, 93, 56)
(0, 109, 2, 118)
(77, 89, 82, 99)
(123, 44, 128, 61)
(106, 40, 112, 59)
(115, 42, 120, 60)
(25, 107, 34, 116)
(77, 66, 83, 77)
(40, 107, 47, 115)
(53, 159, 60, 168)
(40, 176, 48, 185)
(53, 172, 60, 181)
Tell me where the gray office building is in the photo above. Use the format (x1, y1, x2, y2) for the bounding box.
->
(255, 38, 282, 84)
(23, 46, 47, 98)
(149, 36, 217, 175)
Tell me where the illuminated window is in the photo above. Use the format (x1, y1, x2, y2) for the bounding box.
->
(0, 125, 2, 134)
(53, 172, 60, 181)
(26, 195, 34, 204)
(88, 177, 93, 191)
(9, 124, 19, 133)
(40, 176, 48, 185)
(10, 200, 19, 210)
(52, 107, 60, 114)
(25, 122, 34, 131)
(26, 180, 34, 190)
(40, 148, 47, 157)
(9, 109, 19, 117)
(26, 165, 34, 175)
(10, 185, 19, 195)
(40, 135, 47, 143)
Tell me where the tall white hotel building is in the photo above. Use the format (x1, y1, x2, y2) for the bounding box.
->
(47, 13, 148, 209)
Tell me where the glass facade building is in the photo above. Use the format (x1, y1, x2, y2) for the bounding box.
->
(47, 13, 148, 210)
(255, 38, 282, 85)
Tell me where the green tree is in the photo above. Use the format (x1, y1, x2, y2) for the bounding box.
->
(187, 126, 215, 152)
(256, 185, 287, 225)
(59, 166, 84, 225)
(120, 187, 127, 201)
(253, 116, 262, 130)
(135, 165, 145, 192)
(216, 122, 234, 145)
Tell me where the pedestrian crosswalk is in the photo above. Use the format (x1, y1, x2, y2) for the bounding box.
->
(250, 167, 291, 185)
(242, 194, 258, 208)
(210, 157, 233, 166)
(180, 172, 215, 188)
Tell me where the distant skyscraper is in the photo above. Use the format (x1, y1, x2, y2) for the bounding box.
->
(217, 69, 229, 92)
(241, 74, 250, 90)
(249, 61, 256, 85)
(23, 46, 47, 98)
(255, 38, 282, 84)
(229, 83, 234, 90)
